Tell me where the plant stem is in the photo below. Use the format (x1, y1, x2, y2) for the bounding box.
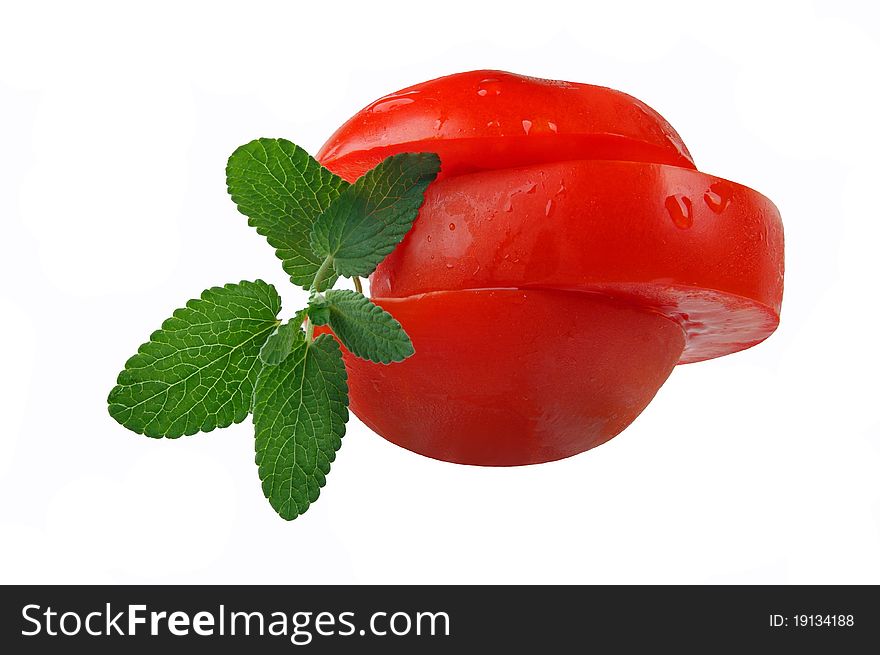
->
(306, 256, 335, 344)
(311, 256, 334, 294)
(353, 276, 363, 294)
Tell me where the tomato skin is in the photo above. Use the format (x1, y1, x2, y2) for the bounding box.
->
(371, 159, 783, 364)
(320, 289, 685, 466)
(318, 70, 694, 181)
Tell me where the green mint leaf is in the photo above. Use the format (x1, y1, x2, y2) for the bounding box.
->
(306, 293, 330, 326)
(324, 290, 414, 364)
(259, 310, 307, 366)
(108, 280, 281, 438)
(253, 334, 348, 520)
(226, 138, 348, 288)
(309, 152, 440, 278)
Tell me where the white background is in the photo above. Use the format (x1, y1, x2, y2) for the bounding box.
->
(2, 0, 878, 584)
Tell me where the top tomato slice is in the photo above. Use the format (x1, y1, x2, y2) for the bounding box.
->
(318, 70, 695, 181)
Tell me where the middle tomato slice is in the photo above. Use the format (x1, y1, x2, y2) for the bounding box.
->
(370, 159, 783, 364)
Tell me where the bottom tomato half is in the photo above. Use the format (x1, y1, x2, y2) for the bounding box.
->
(322, 288, 685, 466)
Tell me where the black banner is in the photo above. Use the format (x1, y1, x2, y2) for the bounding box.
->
(1, 585, 876, 652)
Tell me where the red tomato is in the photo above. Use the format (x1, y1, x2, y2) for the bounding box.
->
(318, 70, 695, 181)
(317, 70, 783, 466)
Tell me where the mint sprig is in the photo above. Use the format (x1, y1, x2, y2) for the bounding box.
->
(109, 141, 440, 520)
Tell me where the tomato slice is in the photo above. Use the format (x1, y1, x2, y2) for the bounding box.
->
(318, 70, 694, 181)
(320, 289, 685, 466)
(370, 159, 783, 364)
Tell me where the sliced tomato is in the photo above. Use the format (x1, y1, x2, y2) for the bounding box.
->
(370, 159, 783, 363)
(320, 289, 685, 466)
(318, 70, 694, 181)
(315, 70, 782, 466)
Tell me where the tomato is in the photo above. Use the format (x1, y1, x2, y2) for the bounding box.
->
(319, 289, 685, 465)
(317, 70, 783, 466)
(318, 70, 695, 181)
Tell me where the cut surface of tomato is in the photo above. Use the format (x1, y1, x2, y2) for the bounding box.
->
(320, 289, 685, 466)
(318, 70, 694, 181)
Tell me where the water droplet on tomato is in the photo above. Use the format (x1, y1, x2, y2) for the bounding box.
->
(522, 119, 532, 135)
(477, 78, 502, 97)
(448, 222, 456, 231)
(545, 199, 554, 217)
(525, 183, 537, 194)
(665, 194, 693, 229)
(446, 263, 454, 269)
(703, 182, 732, 213)
(547, 121, 558, 133)
(368, 97, 416, 113)
(427, 234, 432, 242)
(503, 197, 513, 212)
